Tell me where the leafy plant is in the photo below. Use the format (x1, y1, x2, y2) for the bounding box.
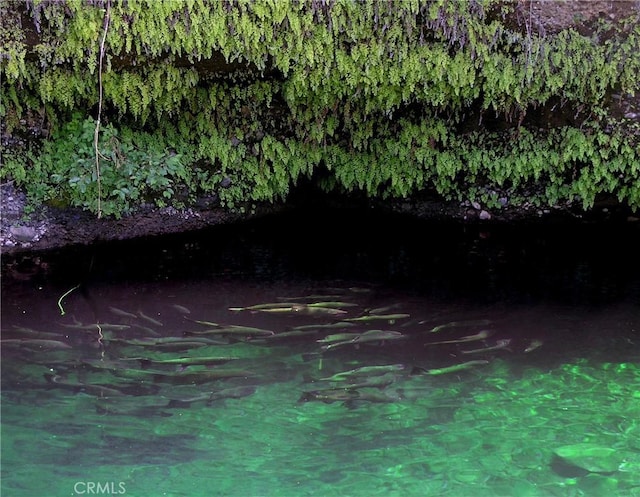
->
(13, 114, 190, 217)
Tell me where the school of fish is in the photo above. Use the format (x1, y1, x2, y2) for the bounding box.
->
(2, 284, 544, 411)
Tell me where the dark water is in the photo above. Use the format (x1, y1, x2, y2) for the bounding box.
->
(2, 208, 639, 497)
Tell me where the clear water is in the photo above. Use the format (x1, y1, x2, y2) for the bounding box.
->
(2, 210, 639, 497)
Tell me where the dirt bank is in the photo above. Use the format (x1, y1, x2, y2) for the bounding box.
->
(3, 177, 638, 260)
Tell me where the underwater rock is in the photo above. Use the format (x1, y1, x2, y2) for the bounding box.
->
(552, 443, 623, 473)
(577, 474, 619, 494)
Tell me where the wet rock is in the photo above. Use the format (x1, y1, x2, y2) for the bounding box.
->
(10, 226, 37, 243)
(195, 195, 219, 209)
(577, 474, 619, 495)
(479, 210, 491, 220)
(553, 443, 623, 473)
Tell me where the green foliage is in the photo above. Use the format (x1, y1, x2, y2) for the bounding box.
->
(0, 1, 27, 81)
(4, 114, 191, 217)
(1, 0, 639, 216)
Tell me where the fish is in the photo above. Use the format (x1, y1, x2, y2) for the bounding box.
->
(348, 287, 373, 293)
(95, 403, 173, 418)
(61, 323, 132, 331)
(171, 304, 191, 315)
(289, 322, 357, 331)
(365, 304, 405, 315)
(184, 319, 275, 338)
(113, 337, 219, 346)
(229, 303, 347, 316)
(185, 325, 275, 338)
(263, 322, 354, 339)
(109, 336, 226, 351)
(164, 392, 216, 407)
(297, 305, 348, 316)
(98, 324, 134, 331)
(316, 332, 361, 344)
(298, 387, 400, 405)
(412, 360, 490, 376)
(145, 341, 226, 351)
(135, 356, 239, 368)
(460, 339, 512, 354)
(424, 329, 495, 346)
(278, 305, 348, 316)
(326, 373, 399, 390)
(44, 373, 160, 398)
(137, 311, 163, 327)
(298, 388, 360, 404)
(186, 318, 221, 327)
(343, 313, 410, 323)
(165, 386, 257, 408)
(319, 364, 406, 381)
(108, 365, 254, 385)
(207, 385, 257, 403)
(131, 324, 162, 336)
(425, 318, 493, 333)
(229, 302, 301, 311)
(109, 306, 138, 319)
(10, 326, 61, 339)
(80, 358, 142, 371)
(1, 338, 72, 350)
(306, 301, 359, 309)
(260, 329, 324, 340)
(319, 329, 406, 351)
(524, 339, 544, 353)
(150, 369, 255, 385)
(44, 374, 127, 397)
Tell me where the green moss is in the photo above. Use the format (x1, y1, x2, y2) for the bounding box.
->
(1, 0, 639, 217)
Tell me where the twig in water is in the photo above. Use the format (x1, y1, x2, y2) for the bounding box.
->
(57, 284, 80, 316)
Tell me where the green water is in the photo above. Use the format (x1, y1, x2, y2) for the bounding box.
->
(2, 275, 639, 497)
(3, 212, 640, 496)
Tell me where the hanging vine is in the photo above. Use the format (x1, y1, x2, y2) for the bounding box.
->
(93, 0, 111, 219)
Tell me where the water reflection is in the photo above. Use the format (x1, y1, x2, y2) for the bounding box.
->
(2, 209, 639, 496)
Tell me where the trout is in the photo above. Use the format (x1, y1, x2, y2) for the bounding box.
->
(424, 329, 494, 346)
(413, 360, 490, 376)
(460, 339, 512, 354)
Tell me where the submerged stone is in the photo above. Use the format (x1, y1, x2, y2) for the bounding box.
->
(577, 474, 619, 494)
(553, 443, 623, 473)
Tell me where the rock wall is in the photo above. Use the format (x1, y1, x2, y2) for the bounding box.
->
(1, 0, 639, 254)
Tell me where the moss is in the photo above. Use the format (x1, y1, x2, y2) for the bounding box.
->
(1, 0, 639, 217)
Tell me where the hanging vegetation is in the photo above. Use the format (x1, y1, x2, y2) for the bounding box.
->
(1, 0, 639, 218)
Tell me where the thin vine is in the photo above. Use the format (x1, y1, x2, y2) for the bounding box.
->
(94, 0, 111, 219)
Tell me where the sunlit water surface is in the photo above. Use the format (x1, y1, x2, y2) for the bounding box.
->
(2, 209, 639, 497)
